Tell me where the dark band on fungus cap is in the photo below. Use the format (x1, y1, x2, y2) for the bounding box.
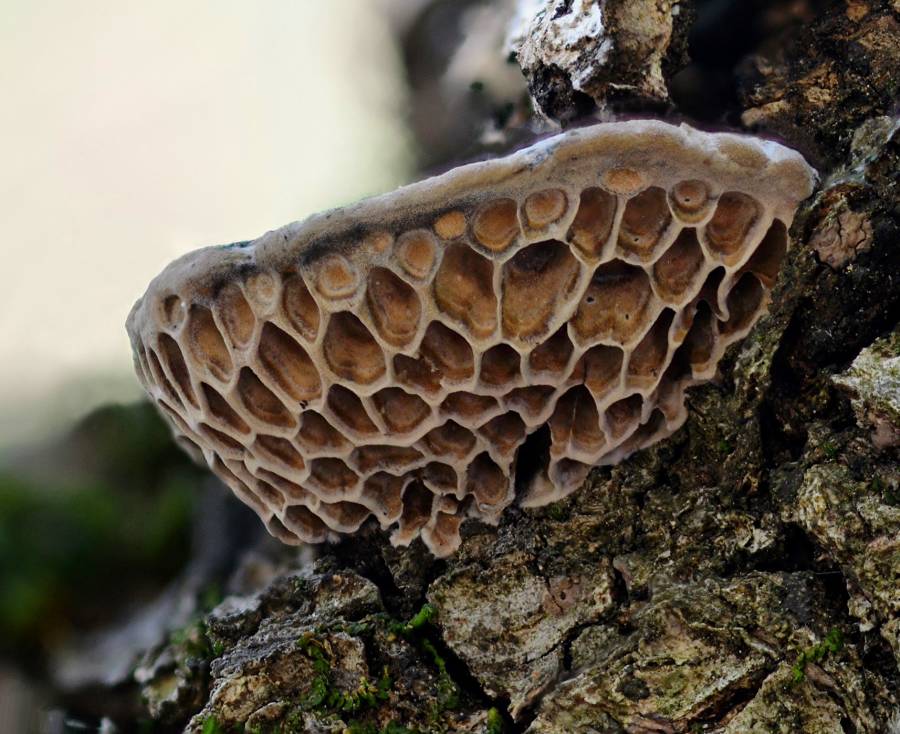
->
(127, 120, 816, 557)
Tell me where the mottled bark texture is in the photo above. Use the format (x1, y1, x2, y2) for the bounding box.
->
(67, 1, 900, 732)
(510, 0, 695, 121)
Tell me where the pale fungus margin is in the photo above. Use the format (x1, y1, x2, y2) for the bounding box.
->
(127, 120, 816, 557)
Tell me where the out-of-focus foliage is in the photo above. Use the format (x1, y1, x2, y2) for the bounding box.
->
(0, 402, 205, 656)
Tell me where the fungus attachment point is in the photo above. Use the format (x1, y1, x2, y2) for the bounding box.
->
(127, 120, 815, 556)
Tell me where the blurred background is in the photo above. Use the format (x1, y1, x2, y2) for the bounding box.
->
(0, 1, 414, 450)
(0, 1, 529, 730)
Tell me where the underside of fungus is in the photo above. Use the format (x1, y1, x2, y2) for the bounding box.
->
(127, 120, 815, 557)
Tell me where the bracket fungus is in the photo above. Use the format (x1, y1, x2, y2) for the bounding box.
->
(127, 120, 815, 557)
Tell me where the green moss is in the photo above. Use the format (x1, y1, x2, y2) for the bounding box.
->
(201, 717, 224, 734)
(295, 633, 393, 717)
(343, 620, 373, 636)
(0, 402, 202, 653)
(546, 503, 569, 522)
(393, 605, 460, 714)
(486, 707, 504, 733)
(791, 628, 844, 684)
(290, 610, 460, 731)
(821, 442, 839, 459)
(420, 638, 460, 712)
(390, 603, 436, 636)
(389, 604, 461, 719)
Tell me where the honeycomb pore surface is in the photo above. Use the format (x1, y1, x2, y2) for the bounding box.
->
(127, 120, 815, 557)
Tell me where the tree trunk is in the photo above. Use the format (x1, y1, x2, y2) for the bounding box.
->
(66, 1, 900, 732)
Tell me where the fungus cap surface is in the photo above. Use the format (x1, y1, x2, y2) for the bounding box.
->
(127, 120, 816, 557)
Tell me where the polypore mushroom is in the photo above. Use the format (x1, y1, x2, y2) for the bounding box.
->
(127, 120, 815, 557)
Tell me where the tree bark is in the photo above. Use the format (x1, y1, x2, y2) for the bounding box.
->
(64, 2, 900, 732)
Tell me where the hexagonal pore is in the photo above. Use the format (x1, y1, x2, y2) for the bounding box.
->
(529, 327, 574, 377)
(395, 229, 437, 279)
(236, 368, 295, 429)
(216, 282, 256, 347)
(605, 394, 642, 440)
(283, 505, 329, 543)
(433, 244, 497, 339)
(371, 387, 432, 434)
(395, 482, 434, 541)
(571, 260, 655, 345)
(202, 383, 250, 435)
(502, 240, 580, 342)
(681, 302, 716, 371)
(440, 392, 498, 423)
(352, 445, 423, 474)
(741, 220, 787, 287)
(326, 385, 378, 436)
(626, 310, 675, 391)
(366, 267, 421, 347)
(281, 274, 320, 341)
(254, 434, 306, 471)
(298, 411, 351, 453)
(308, 457, 359, 497)
(568, 187, 616, 258)
(668, 180, 711, 223)
(318, 501, 371, 533)
(523, 189, 567, 229)
(323, 312, 386, 384)
(504, 385, 555, 422)
(422, 420, 477, 460)
(157, 334, 198, 408)
(618, 187, 672, 259)
(705, 192, 761, 259)
(423, 462, 459, 493)
(466, 453, 508, 508)
(148, 347, 185, 408)
(199, 423, 244, 457)
(569, 344, 624, 399)
(550, 386, 606, 456)
(361, 473, 405, 523)
(394, 353, 442, 395)
(479, 343, 522, 388)
(186, 306, 233, 382)
(473, 198, 519, 252)
(419, 321, 475, 383)
(479, 412, 526, 456)
(257, 323, 321, 402)
(653, 229, 706, 303)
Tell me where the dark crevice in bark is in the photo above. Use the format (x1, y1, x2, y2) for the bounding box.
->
(752, 522, 818, 573)
(695, 666, 774, 728)
(426, 619, 513, 724)
(610, 563, 630, 607)
(328, 537, 416, 618)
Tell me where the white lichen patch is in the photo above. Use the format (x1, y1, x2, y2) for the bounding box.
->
(509, 0, 688, 112)
(509, 0, 611, 92)
(127, 120, 815, 556)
